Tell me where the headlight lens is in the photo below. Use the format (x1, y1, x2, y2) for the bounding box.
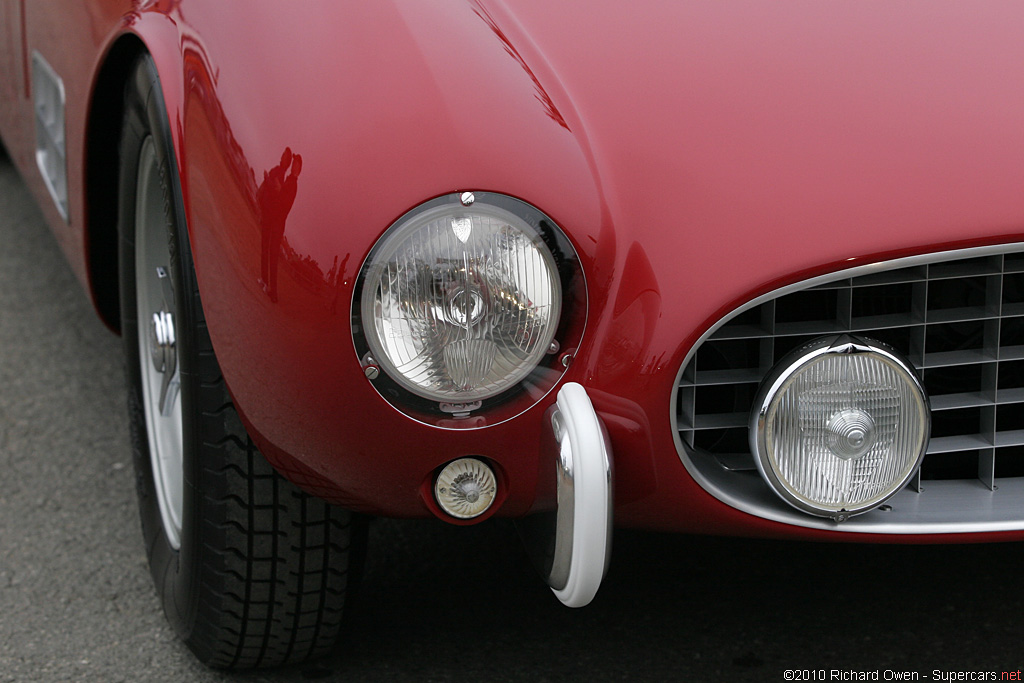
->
(751, 336, 929, 520)
(356, 194, 575, 414)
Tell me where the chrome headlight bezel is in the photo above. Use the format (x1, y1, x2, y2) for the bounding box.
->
(351, 192, 586, 428)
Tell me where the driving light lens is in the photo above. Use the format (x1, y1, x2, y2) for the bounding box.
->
(751, 336, 929, 520)
(360, 201, 561, 403)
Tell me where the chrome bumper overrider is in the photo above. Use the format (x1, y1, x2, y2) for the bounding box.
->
(519, 383, 613, 607)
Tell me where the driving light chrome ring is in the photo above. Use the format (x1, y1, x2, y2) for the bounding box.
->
(750, 335, 930, 521)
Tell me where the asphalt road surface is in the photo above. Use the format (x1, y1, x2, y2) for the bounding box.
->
(3, 146, 1024, 683)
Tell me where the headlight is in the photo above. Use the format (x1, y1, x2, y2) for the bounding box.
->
(750, 335, 929, 521)
(353, 193, 584, 426)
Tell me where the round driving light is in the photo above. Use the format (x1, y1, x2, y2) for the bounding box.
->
(434, 458, 498, 519)
(750, 336, 929, 520)
(359, 199, 562, 404)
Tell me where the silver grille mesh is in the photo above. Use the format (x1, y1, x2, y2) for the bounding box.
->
(678, 250, 1024, 492)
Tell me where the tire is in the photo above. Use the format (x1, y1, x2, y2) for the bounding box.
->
(117, 53, 365, 669)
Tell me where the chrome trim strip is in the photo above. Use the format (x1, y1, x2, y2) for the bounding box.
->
(672, 242, 1024, 534)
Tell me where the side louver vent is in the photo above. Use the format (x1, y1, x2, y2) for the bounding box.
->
(32, 51, 68, 222)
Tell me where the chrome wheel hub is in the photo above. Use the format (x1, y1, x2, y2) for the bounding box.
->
(148, 295, 179, 416)
(135, 137, 184, 549)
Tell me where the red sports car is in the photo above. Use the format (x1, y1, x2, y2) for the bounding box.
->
(3, 0, 1024, 669)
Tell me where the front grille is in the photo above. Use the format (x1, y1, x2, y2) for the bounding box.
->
(677, 249, 1024, 495)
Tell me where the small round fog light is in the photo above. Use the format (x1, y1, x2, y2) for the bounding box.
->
(750, 336, 929, 520)
(434, 458, 498, 519)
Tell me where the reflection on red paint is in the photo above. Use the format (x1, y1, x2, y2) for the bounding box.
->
(257, 147, 301, 302)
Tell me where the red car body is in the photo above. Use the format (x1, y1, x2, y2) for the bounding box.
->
(4, 0, 1024, 549)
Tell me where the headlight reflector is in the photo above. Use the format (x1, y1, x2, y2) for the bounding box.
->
(750, 336, 929, 520)
(358, 196, 564, 405)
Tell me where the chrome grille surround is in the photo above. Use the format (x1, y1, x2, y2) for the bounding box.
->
(673, 244, 1024, 534)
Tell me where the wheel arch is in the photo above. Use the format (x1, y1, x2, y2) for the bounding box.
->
(84, 21, 185, 333)
(83, 34, 146, 332)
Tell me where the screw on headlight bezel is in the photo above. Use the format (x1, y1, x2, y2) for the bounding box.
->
(750, 334, 930, 521)
(351, 192, 586, 429)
